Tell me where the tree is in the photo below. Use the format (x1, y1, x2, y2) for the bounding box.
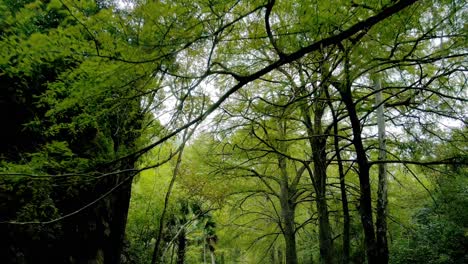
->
(209, 107, 308, 264)
(3, 0, 466, 263)
(0, 1, 149, 262)
(390, 135, 467, 264)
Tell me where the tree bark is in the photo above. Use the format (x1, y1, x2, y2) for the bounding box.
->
(339, 85, 380, 263)
(335, 128, 350, 264)
(152, 129, 191, 264)
(203, 243, 207, 264)
(326, 86, 350, 264)
(374, 77, 389, 264)
(176, 228, 187, 264)
(299, 84, 334, 264)
(210, 250, 216, 264)
(278, 158, 298, 264)
(277, 120, 299, 264)
(312, 136, 334, 264)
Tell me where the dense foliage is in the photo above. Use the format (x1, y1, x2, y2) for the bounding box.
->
(0, 0, 146, 262)
(1, 0, 466, 264)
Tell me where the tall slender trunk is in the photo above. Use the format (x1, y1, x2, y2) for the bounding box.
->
(326, 86, 350, 264)
(277, 120, 298, 264)
(301, 95, 334, 264)
(339, 86, 379, 263)
(151, 130, 189, 264)
(278, 157, 298, 264)
(312, 137, 333, 264)
(336, 131, 350, 264)
(203, 243, 207, 264)
(374, 77, 389, 264)
(210, 250, 216, 264)
(281, 64, 335, 263)
(337, 152, 350, 264)
(176, 228, 186, 264)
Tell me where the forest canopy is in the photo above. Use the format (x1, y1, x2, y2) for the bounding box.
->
(0, 0, 466, 264)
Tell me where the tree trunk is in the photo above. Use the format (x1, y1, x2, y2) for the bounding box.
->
(339, 86, 379, 263)
(301, 91, 334, 264)
(210, 250, 216, 264)
(203, 243, 207, 264)
(152, 130, 189, 264)
(283, 64, 335, 263)
(326, 86, 350, 264)
(374, 77, 389, 264)
(337, 152, 350, 264)
(278, 159, 298, 264)
(336, 135, 350, 264)
(277, 120, 299, 264)
(176, 228, 186, 264)
(312, 136, 334, 264)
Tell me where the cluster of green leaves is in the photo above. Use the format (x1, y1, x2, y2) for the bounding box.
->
(391, 171, 467, 264)
(1, 0, 465, 263)
(0, 0, 155, 262)
(121, 0, 466, 263)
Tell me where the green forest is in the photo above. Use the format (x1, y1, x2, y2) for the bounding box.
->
(0, 0, 466, 263)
